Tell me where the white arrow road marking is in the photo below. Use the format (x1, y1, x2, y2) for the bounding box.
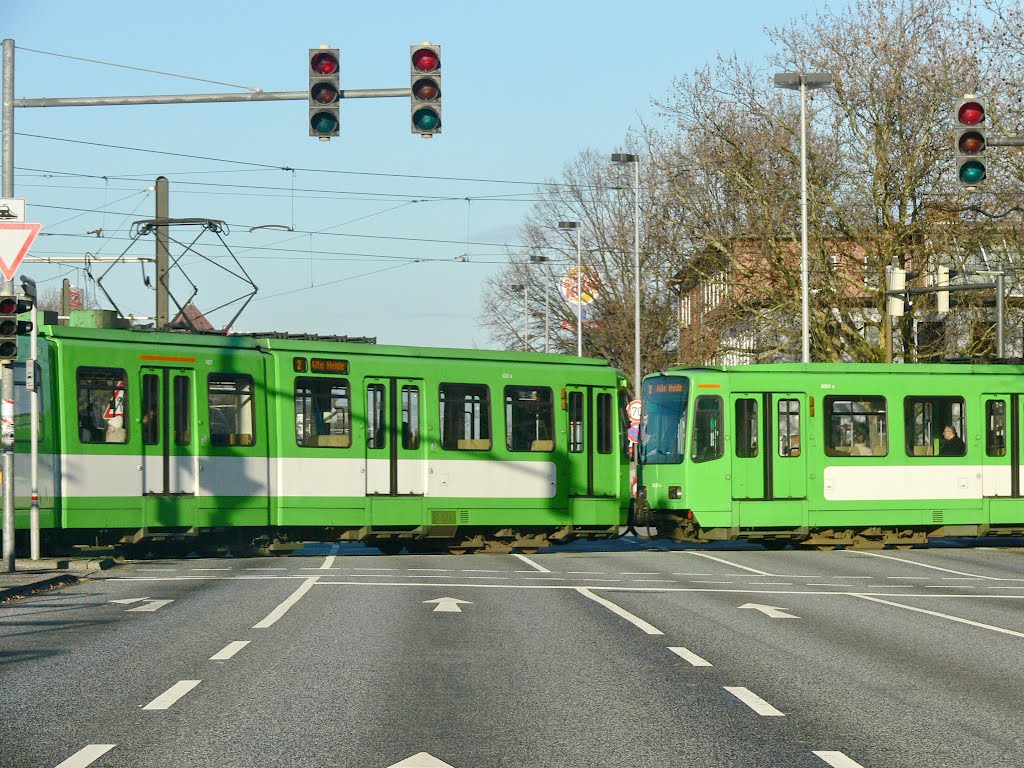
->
(142, 680, 201, 710)
(813, 751, 866, 767)
(127, 599, 174, 612)
(423, 597, 473, 613)
(739, 603, 799, 619)
(724, 686, 786, 716)
(388, 753, 456, 768)
(53, 744, 116, 768)
(109, 598, 150, 605)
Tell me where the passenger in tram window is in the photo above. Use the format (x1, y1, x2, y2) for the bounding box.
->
(939, 425, 966, 456)
(105, 415, 126, 444)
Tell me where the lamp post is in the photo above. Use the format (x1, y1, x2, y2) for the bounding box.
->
(558, 221, 583, 356)
(530, 255, 550, 352)
(612, 152, 641, 393)
(512, 283, 529, 351)
(773, 71, 832, 364)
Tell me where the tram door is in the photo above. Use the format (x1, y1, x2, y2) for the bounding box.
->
(140, 367, 198, 525)
(364, 378, 426, 524)
(981, 394, 1024, 524)
(731, 392, 806, 526)
(564, 385, 619, 501)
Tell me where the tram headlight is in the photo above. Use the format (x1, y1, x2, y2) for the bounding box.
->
(668, 486, 682, 500)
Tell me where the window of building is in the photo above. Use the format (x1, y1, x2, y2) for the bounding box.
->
(986, 400, 1007, 457)
(295, 377, 350, 448)
(505, 386, 554, 452)
(691, 395, 723, 463)
(778, 399, 801, 457)
(367, 383, 386, 449)
(735, 398, 758, 458)
(904, 396, 965, 457)
(77, 367, 127, 444)
(825, 396, 887, 457)
(208, 374, 255, 447)
(439, 383, 491, 450)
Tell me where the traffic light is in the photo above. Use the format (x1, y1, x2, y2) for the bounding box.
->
(887, 266, 907, 317)
(309, 48, 340, 139)
(0, 288, 18, 361)
(410, 43, 442, 136)
(955, 97, 986, 186)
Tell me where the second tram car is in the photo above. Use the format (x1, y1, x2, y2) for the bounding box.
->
(639, 363, 1024, 548)
(12, 322, 630, 555)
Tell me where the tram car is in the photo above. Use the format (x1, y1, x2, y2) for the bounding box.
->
(11, 319, 629, 555)
(638, 363, 1024, 548)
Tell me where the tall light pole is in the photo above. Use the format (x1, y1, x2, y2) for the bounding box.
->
(773, 71, 832, 364)
(512, 283, 529, 350)
(530, 255, 550, 352)
(558, 221, 583, 356)
(612, 152, 641, 393)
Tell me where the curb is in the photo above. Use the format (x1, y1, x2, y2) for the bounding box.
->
(0, 574, 80, 604)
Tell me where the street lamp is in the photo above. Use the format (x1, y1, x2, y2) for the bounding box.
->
(773, 71, 832, 364)
(511, 283, 529, 351)
(530, 255, 550, 352)
(611, 152, 641, 393)
(558, 221, 582, 356)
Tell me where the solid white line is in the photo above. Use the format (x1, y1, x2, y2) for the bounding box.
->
(210, 640, 250, 661)
(252, 576, 320, 628)
(512, 553, 551, 573)
(127, 599, 173, 612)
(813, 750, 866, 767)
(54, 744, 116, 768)
(320, 555, 336, 570)
(684, 552, 774, 575)
(844, 550, 1002, 579)
(691, 580, 734, 584)
(621, 572, 659, 575)
(852, 593, 1024, 638)
(724, 686, 785, 716)
(142, 680, 201, 710)
(669, 646, 713, 666)
(191, 568, 231, 571)
(575, 587, 663, 635)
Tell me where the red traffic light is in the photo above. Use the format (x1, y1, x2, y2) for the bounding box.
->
(0, 297, 16, 315)
(958, 101, 985, 126)
(412, 47, 440, 73)
(310, 51, 339, 76)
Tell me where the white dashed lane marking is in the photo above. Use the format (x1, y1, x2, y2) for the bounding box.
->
(142, 680, 201, 710)
(210, 641, 250, 661)
(724, 686, 785, 716)
(53, 744, 116, 768)
(669, 646, 713, 667)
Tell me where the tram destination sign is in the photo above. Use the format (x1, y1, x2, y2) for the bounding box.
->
(294, 357, 350, 374)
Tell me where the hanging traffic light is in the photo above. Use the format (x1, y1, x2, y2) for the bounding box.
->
(410, 43, 442, 136)
(955, 97, 986, 186)
(309, 48, 340, 139)
(0, 289, 18, 361)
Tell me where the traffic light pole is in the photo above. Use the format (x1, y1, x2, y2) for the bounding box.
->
(886, 278, 1005, 359)
(1, 39, 13, 571)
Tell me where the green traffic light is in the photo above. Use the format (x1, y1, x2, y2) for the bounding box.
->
(310, 111, 339, 136)
(959, 160, 986, 184)
(412, 107, 440, 132)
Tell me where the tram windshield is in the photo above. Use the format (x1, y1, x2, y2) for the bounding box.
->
(641, 376, 689, 464)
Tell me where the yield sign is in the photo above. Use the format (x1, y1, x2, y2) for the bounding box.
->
(0, 222, 40, 280)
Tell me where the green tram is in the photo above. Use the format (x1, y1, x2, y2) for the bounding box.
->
(13, 322, 629, 555)
(639, 363, 1024, 548)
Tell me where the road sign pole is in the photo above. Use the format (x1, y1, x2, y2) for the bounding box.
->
(2, 360, 12, 572)
(29, 296, 39, 560)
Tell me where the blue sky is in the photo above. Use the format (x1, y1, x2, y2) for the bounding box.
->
(6, 0, 825, 348)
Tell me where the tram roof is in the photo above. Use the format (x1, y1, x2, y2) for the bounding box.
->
(656, 360, 1024, 375)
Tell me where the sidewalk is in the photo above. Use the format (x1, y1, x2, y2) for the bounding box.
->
(0, 557, 116, 604)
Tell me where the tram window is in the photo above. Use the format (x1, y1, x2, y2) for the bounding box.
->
(402, 385, 420, 450)
(778, 399, 800, 457)
(597, 393, 613, 454)
(825, 396, 887, 457)
(295, 377, 350, 449)
(735, 399, 758, 458)
(142, 374, 159, 445)
(367, 384, 386, 449)
(77, 367, 128, 445)
(505, 386, 554, 452)
(439, 383, 491, 451)
(691, 395, 724, 463)
(568, 391, 584, 453)
(173, 376, 191, 446)
(904, 396, 965, 457)
(641, 376, 689, 465)
(986, 400, 1007, 457)
(208, 374, 255, 447)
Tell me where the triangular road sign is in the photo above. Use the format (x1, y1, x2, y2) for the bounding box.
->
(0, 222, 40, 281)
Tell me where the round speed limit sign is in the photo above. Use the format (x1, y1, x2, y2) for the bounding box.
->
(627, 399, 642, 423)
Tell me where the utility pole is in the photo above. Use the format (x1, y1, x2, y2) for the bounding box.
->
(155, 177, 169, 327)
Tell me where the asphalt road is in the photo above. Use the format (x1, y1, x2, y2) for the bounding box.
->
(2, 543, 1024, 767)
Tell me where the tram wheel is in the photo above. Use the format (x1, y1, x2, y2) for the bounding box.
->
(448, 548, 468, 555)
(516, 547, 539, 555)
(375, 541, 404, 555)
(816, 545, 837, 551)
